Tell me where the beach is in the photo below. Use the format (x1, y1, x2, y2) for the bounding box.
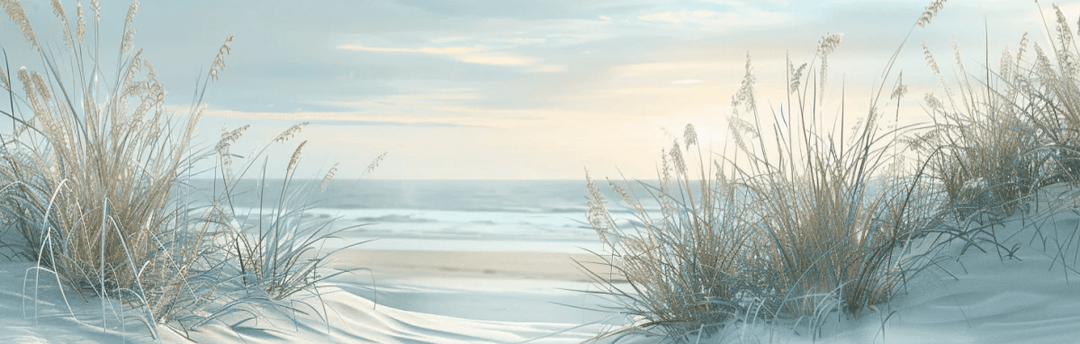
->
(325, 249, 621, 282)
(1, 181, 1080, 343)
(4, 212, 1080, 343)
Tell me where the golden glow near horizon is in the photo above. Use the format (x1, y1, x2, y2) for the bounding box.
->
(1, 0, 1077, 179)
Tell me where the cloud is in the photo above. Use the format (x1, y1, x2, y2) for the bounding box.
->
(614, 62, 727, 77)
(637, 8, 792, 30)
(527, 64, 568, 73)
(201, 89, 594, 129)
(639, 10, 717, 25)
(671, 79, 703, 84)
(338, 43, 534, 66)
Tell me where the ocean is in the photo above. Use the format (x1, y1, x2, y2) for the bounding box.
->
(187, 179, 652, 253)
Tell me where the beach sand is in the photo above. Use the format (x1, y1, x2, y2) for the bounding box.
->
(325, 249, 623, 282)
(6, 191, 1080, 343)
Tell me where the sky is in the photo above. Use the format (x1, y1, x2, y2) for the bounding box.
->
(1, 0, 1077, 180)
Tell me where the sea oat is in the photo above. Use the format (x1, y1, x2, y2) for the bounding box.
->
(683, 123, 697, 149)
(790, 61, 807, 94)
(1017, 32, 1029, 66)
(732, 53, 756, 116)
(2, 0, 37, 49)
(319, 163, 338, 192)
(818, 33, 843, 55)
(1034, 44, 1055, 79)
(669, 141, 686, 175)
(1000, 49, 1013, 83)
(608, 178, 644, 215)
(1054, 4, 1073, 51)
(728, 116, 757, 157)
(50, 0, 75, 49)
(16, 69, 42, 116)
(0, 65, 8, 91)
(287, 140, 307, 173)
(923, 45, 941, 75)
(90, 0, 99, 26)
(218, 125, 249, 150)
(585, 172, 615, 249)
(273, 122, 307, 143)
(917, 0, 947, 27)
(30, 70, 50, 103)
(924, 93, 943, 111)
(890, 75, 908, 101)
(119, 2, 139, 54)
(76, 1, 84, 44)
(364, 152, 387, 175)
(951, 37, 966, 74)
(818, 33, 843, 97)
(217, 125, 250, 168)
(210, 35, 235, 81)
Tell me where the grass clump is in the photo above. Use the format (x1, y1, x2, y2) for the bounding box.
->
(0, 0, 369, 337)
(0, 0, 225, 328)
(583, 4, 963, 338)
(908, 3, 1080, 271)
(585, 37, 942, 340)
(585, 137, 755, 339)
(586, 1, 1080, 341)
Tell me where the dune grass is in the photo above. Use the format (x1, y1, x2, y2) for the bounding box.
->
(586, 1, 1080, 342)
(0, 0, 370, 338)
(908, 3, 1080, 273)
(583, 3, 952, 341)
(585, 45, 942, 342)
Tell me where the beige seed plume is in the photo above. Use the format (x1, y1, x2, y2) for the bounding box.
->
(119, 2, 139, 54)
(789, 61, 807, 93)
(91, 0, 99, 25)
(30, 71, 50, 102)
(817, 33, 843, 97)
(683, 123, 697, 149)
(1000, 50, 1013, 83)
(0, 65, 8, 91)
(2, 0, 38, 50)
(17, 69, 42, 116)
(890, 72, 907, 101)
(731, 53, 756, 116)
(273, 122, 308, 143)
(364, 152, 387, 175)
(1016, 32, 1029, 67)
(51, 0, 75, 48)
(1054, 4, 1073, 50)
(669, 141, 686, 175)
(319, 163, 339, 192)
(210, 35, 235, 81)
(216, 124, 249, 168)
(287, 140, 308, 173)
(951, 37, 965, 74)
(917, 0, 947, 28)
(76, 1, 84, 44)
(922, 45, 940, 75)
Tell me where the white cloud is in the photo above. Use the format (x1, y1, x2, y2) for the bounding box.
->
(639, 10, 717, 25)
(598, 15, 612, 21)
(637, 8, 792, 30)
(338, 43, 534, 66)
(527, 64, 568, 73)
(614, 62, 727, 77)
(671, 79, 703, 84)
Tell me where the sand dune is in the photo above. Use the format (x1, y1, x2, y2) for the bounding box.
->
(4, 202, 1080, 343)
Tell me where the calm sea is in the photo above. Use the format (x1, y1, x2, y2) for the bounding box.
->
(187, 179, 654, 253)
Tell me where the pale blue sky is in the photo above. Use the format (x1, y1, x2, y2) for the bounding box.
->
(1, 0, 1074, 179)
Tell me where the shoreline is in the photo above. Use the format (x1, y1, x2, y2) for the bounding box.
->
(325, 249, 625, 283)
